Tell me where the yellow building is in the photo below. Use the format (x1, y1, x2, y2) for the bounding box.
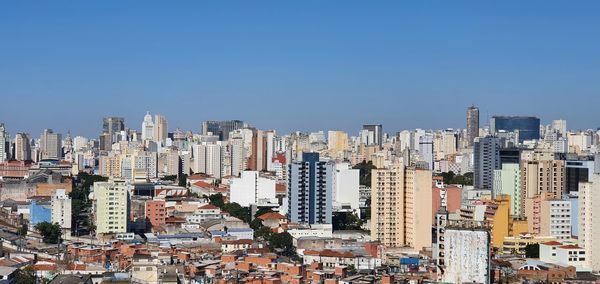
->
(490, 194, 529, 247)
(92, 180, 129, 237)
(371, 164, 432, 251)
(327, 131, 349, 158)
(501, 234, 557, 256)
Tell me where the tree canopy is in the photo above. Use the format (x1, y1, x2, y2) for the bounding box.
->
(353, 160, 376, 187)
(440, 171, 473, 186)
(208, 194, 250, 223)
(332, 212, 363, 231)
(34, 222, 62, 244)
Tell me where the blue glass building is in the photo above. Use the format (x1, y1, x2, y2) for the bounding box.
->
(490, 116, 540, 142)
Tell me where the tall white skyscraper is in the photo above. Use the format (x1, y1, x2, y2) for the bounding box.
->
(141, 111, 155, 141)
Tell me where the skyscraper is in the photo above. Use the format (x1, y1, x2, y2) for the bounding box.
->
(288, 152, 333, 224)
(0, 123, 8, 162)
(466, 105, 479, 147)
(102, 117, 125, 142)
(362, 124, 383, 148)
(202, 120, 245, 141)
(153, 114, 168, 145)
(579, 175, 600, 272)
(14, 133, 31, 161)
(141, 111, 154, 141)
(418, 134, 434, 170)
(40, 129, 62, 160)
(490, 116, 540, 142)
(473, 136, 501, 190)
(370, 164, 432, 250)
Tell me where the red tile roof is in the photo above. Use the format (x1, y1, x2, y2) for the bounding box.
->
(199, 204, 220, 210)
(542, 241, 562, 246)
(276, 184, 287, 193)
(193, 181, 214, 188)
(559, 245, 582, 249)
(258, 212, 286, 221)
(304, 249, 356, 258)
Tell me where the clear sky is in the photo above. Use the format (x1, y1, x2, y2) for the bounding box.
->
(1, 1, 600, 138)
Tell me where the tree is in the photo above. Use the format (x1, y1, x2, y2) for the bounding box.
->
(17, 224, 28, 237)
(208, 194, 250, 223)
(255, 227, 272, 241)
(34, 222, 62, 244)
(332, 212, 363, 230)
(269, 232, 294, 256)
(15, 266, 36, 284)
(441, 171, 456, 184)
(250, 218, 264, 231)
(208, 193, 225, 208)
(525, 243, 540, 258)
(70, 173, 107, 235)
(178, 174, 188, 187)
(353, 160, 376, 187)
(162, 175, 177, 181)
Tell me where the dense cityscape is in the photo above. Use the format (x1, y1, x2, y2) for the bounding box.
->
(0, 107, 598, 283)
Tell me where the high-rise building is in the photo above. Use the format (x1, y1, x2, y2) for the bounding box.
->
(362, 124, 383, 148)
(192, 143, 223, 178)
(153, 114, 168, 145)
(370, 164, 432, 250)
(288, 152, 333, 224)
(327, 130, 349, 158)
(552, 119, 567, 136)
(202, 120, 245, 141)
(51, 189, 72, 230)
(229, 135, 245, 177)
(0, 123, 9, 162)
(473, 136, 501, 190)
(230, 171, 276, 207)
(490, 116, 540, 142)
(14, 133, 31, 161)
(579, 175, 600, 271)
(444, 222, 491, 284)
(249, 129, 273, 172)
(102, 117, 125, 142)
(141, 112, 154, 141)
(92, 180, 129, 236)
(521, 159, 566, 207)
(418, 135, 434, 171)
(466, 105, 480, 147)
(565, 159, 595, 193)
(332, 162, 360, 213)
(40, 129, 62, 160)
(493, 163, 521, 215)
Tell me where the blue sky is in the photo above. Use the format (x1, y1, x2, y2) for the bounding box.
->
(1, 1, 600, 138)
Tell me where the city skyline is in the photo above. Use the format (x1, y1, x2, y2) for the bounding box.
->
(3, 1, 600, 136)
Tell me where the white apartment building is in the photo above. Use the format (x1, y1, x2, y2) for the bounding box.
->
(51, 189, 72, 230)
(229, 171, 276, 207)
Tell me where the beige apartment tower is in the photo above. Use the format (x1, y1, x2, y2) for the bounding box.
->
(520, 159, 566, 214)
(579, 175, 600, 272)
(370, 164, 432, 250)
